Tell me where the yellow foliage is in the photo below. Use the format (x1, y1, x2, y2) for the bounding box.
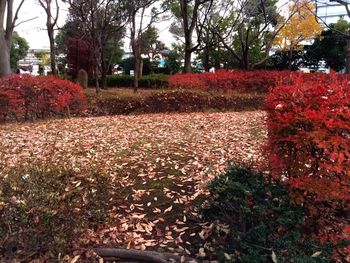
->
(274, 0, 323, 50)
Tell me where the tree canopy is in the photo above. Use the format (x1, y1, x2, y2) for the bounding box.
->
(10, 32, 29, 71)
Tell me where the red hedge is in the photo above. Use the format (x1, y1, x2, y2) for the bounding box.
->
(0, 75, 87, 121)
(265, 73, 350, 201)
(169, 70, 350, 93)
(168, 70, 287, 93)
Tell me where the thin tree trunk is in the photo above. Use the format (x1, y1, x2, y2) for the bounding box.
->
(101, 71, 107, 89)
(48, 27, 57, 75)
(95, 64, 100, 94)
(204, 45, 210, 72)
(134, 55, 142, 93)
(288, 48, 293, 70)
(0, 32, 11, 77)
(101, 52, 107, 89)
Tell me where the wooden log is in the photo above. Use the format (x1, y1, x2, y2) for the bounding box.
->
(94, 248, 197, 263)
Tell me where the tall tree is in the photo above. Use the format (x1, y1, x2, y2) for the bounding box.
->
(38, 0, 59, 75)
(128, 0, 164, 92)
(274, 0, 322, 69)
(66, 0, 128, 92)
(0, 0, 26, 76)
(169, 0, 213, 73)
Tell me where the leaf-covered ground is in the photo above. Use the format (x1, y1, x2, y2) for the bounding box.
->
(0, 111, 267, 261)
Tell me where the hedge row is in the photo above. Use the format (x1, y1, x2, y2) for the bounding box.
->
(0, 75, 87, 122)
(88, 90, 265, 115)
(169, 70, 350, 93)
(90, 74, 168, 88)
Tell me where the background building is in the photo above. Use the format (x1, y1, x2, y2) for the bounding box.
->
(316, 0, 350, 24)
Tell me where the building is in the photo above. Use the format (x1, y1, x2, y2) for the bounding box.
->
(18, 49, 50, 75)
(316, 0, 350, 24)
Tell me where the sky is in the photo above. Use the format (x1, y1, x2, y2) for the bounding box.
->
(15, 0, 175, 50)
(14, 0, 348, 50)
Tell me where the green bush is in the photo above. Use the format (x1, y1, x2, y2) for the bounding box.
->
(89, 74, 168, 88)
(138, 74, 168, 88)
(106, 74, 134, 87)
(201, 166, 336, 263)
(120, 57, 152, 75)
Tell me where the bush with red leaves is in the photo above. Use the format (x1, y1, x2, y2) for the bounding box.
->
(0, 75, 87, 122)
(168, 70, 288, 93)
(266, 73, 350, 259)
(169, 70, 350, 93)
(266, 73, 350, 201)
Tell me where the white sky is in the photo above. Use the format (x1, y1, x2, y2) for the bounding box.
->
(15, 0, 348, 50)
(15, 0, 174, 50)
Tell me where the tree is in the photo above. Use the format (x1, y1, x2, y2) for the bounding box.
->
(164, 44, 182, 74)
(120, 56, 152, 75)
(327, 0, 350, 72)
(0, 0, 26, 76)
(66, 0, 128, 92)
(208, 0, 302, 69)
(140, 26, 167, 73)
(34, 50, 50, 75)
(10, 31, 29, 71)
(128, 0, 165, 92)
(66, 38, 95, 77)
(274, 0, 322, 69)
(55, 19, 86, 74)
(169, 0, 213, 73)
(38, 0, 59, 75)
(306, 17, 350, 71)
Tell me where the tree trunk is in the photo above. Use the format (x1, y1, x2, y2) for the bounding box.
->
(184, 49, 192, 73)
(48, 26, 57, 75)
(204, 46, 210, 72)
(134, 55, 142, 93)
(242, 51, 249, 70)
(0, 32, 11, 77)
(101, 53, 107, 89)
(288, 49, 293, 70)
(95, 64, 100, 94)
(101, 71, 107, 89)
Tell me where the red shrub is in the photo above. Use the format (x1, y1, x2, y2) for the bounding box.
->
(0, 75, 87, 122)
(266, 73, 350, 257)
(169, 70, 292, 93)
(266, 73, 350, 201)
(169, 70, 350, 94)
(168, 73, 206, 90)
